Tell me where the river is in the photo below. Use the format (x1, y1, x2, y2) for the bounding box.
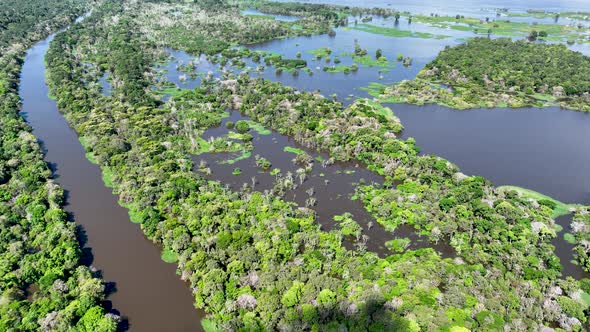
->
(19, 30, 204, 332)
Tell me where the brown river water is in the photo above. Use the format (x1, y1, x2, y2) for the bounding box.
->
(19, 32, 204, 331)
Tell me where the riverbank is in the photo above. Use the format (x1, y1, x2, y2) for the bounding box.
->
(19, 12, 204, 332)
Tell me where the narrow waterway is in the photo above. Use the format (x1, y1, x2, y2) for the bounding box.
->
(19, 32, 203, 331)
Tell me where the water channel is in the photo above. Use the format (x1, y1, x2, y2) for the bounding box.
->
(20, 28, 204, 332)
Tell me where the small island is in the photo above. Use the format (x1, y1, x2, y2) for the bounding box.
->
(372, 38, 590, 112)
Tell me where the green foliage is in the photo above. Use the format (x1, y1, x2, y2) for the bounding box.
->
(352, 23, 449, 39)
(281, 281, 304, 307)
(284, 146, 304, 154)
(570, 208, 590, 272)
(498, 185, 580, 218)
(378, 38, 590, 112)
(333, 213, 362, 237)
(0, 1, 117, 330)
(385, 238, 411, 253)
(307, 47, 332, 59)
(430, 38, 590, 96)
(135, 1, 335, 55)
(161, 249, 178, 263)
(235, 120, 250, 133)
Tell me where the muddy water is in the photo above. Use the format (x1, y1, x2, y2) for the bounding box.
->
(192, 111, 455, 257)
(20, 33, 203, 331)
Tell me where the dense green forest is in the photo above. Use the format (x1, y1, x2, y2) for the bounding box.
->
(0, 0, 118, 330)
(133, 0, 338, 56)
(0, 0, 83, 50)
(375, 38, 590, 111)
(2, 0, 590, 330)
(40, 0, 590, 330)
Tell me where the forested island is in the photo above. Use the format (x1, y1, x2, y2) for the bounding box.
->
(3, 0, 590, 331)
(372, 38, 590, 111)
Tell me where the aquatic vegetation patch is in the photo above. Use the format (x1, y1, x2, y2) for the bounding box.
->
(161, 249, 179, 263)
(221, 150, 252, 164)
(361, 82, 388, 97)
(322, 64, 358, 73)
(152, 86, 188, 97)
(246, 120, 271, 135)
(284, 146, 304, 154)
(505, 10, 590, 22)
(243, 13, 277, 20)
(306, 47, 332, 59)
(352, 23, 450, 39)
(194, 136, 213, 155)
(409, 13, 590, 42)
(497, 185, 582, 218)
(353, 54, 395, 68)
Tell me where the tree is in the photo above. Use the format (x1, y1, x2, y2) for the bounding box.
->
(281, 281, 304, 307)
(235, 120, 250, 133)
(528, 30, 539, 41)
(376, 48, 383, 59)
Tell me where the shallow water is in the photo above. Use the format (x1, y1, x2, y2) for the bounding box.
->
(192, 111, 456, 256)
(553, 215, 589, 279)
(242, 8, 300, 22)
(20, 31, 204, 332)
(157, 28, 458, 102)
